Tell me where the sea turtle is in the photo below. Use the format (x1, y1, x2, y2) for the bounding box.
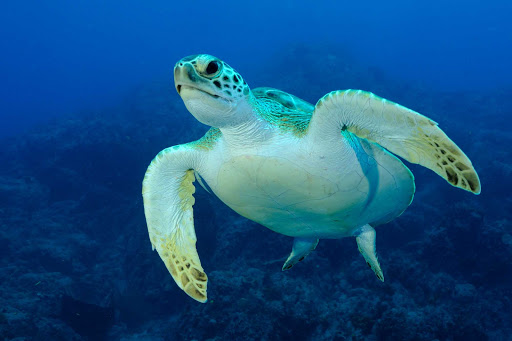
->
(142, 54, 480, 302)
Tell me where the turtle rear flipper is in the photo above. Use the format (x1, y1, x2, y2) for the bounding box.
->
(354, 224, 384, 282)
(307, 90, 481, 194)
(282, 238, 319, 271)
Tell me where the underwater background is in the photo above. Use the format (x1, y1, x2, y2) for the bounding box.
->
(1, 1, 511, 340)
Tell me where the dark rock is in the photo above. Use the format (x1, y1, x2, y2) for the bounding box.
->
(60, 294, 114, 339)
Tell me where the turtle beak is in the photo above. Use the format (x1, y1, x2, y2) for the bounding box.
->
(174, 64, 184, 94)
(174, 63, 202, 95)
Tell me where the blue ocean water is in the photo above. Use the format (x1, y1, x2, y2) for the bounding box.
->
(0, 1, 511, 340)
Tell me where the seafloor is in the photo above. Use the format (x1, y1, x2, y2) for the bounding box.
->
(1, 46, 511, 340)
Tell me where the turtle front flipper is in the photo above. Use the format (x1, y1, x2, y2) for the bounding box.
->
(354, 224, 384, 282)
(142, 145, 208, 303)
(282, 238, 319, 271)
(307, 90, 481, 194)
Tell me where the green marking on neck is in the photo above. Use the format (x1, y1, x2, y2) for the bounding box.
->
(252, 88, 314, 137)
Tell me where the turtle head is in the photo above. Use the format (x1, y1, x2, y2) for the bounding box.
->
(174, 54, 252, 127)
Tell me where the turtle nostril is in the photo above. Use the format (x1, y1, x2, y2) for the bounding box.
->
(177, 85, 182, 94)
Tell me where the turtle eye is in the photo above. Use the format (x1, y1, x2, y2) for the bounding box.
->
(205, 61, 220, 76)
